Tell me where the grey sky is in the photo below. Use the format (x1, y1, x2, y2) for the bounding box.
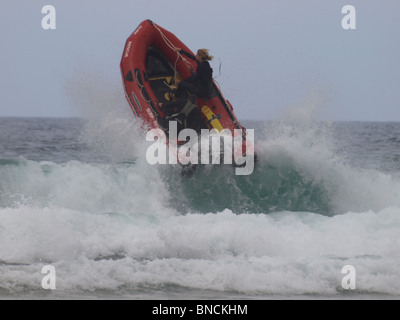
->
(0, 0, 399, 121)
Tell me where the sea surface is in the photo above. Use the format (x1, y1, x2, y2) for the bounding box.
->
(1, 116, 400, 300)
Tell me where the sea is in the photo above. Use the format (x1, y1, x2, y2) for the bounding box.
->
(1, 113, 400, 300)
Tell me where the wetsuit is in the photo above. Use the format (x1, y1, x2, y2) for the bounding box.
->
(177, 50, 213, 99)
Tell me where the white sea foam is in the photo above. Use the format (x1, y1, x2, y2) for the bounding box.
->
(257, 99, 400, 214)
(1, 205, 400, 297)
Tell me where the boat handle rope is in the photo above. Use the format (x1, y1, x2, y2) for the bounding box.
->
(152, 22, 193, 82)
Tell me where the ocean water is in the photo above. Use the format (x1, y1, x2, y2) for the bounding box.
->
(1, 115, 400, 300)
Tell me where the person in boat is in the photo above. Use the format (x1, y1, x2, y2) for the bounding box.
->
(158, 91, 205, 134)
(175, 48, 214, 100)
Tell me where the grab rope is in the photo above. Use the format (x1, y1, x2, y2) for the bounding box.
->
(152, 22, 193, 83)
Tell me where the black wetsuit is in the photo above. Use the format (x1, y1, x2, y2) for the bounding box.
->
(177, 50, 213, 99)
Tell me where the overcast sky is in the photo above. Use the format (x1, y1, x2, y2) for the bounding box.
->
(0, 0, 399, 121)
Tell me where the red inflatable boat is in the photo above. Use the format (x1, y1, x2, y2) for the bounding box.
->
(120, 20, 254, 169)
